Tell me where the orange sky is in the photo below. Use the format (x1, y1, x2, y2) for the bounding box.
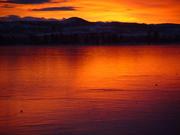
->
(0, 0, 180, 23)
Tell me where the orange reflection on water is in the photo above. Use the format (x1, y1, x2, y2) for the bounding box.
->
(0, 45, 180, 135)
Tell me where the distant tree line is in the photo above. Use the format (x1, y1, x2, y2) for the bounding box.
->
(0, 21, 180, 45)
(1, 32, 180, 45)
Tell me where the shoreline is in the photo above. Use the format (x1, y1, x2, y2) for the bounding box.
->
(1, 42, 180, 47)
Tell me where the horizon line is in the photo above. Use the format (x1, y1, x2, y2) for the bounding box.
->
(0, 15, 180, 25)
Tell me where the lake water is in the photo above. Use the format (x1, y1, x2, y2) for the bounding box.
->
(0, 45, 180, 135)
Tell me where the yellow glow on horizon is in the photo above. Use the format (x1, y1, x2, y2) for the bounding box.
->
(0, 0, 180, 23)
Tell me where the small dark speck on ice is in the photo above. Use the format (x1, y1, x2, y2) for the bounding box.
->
(20, 110, 23, 113)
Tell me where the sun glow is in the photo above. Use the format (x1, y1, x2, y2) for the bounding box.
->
(0, 0, 180, 23)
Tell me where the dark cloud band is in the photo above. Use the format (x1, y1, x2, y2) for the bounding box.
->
(32, 6, 77, 11)
(0, 0, 50, 4)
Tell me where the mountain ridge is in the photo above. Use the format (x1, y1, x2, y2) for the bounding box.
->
(0, 15, 180, 25)
(0, 15, 180, 45)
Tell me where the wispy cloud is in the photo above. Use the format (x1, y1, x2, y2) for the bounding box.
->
(0, 0, 51, 4)
(32, 6, 77, 11)
(0, 4, 14, 8)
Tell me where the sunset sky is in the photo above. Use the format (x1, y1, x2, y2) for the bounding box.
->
(0, 0, 180, 23)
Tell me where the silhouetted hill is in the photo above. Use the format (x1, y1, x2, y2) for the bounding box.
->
(60, 17, 91, 26)
(0, 15, 180, 45)
(0, 15, 57, 22)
